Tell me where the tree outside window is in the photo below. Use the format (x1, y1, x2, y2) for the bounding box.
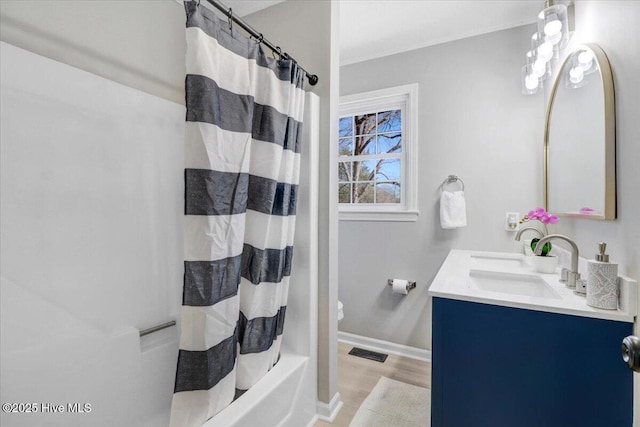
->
(338, 109, 402, 205)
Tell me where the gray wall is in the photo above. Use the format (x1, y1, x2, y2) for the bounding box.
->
(339, 24, 544, 350)
(243, 0, 340, 407)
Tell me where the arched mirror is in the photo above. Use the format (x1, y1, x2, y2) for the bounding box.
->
(544, 43, 616, 220)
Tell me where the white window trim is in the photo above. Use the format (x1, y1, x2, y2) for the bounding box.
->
(338, 83, 419, 222)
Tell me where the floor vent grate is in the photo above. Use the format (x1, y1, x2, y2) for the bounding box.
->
(348, 347, 388, 363)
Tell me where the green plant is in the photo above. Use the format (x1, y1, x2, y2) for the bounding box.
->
(530, 238, 552, 256)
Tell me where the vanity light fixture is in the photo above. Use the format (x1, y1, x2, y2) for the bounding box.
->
(577, 49, 596, 74)
(569, 66, 584, 85)
(527, 49, 551, 80)
(522, 64, 542, 95)
(537, 3, 570, 49)
(521, 0, 573, 96)
(564, 47, 597, 89)
(532, 32, 556, 63)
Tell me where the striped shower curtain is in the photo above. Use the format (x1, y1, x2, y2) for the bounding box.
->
(170, 2, 306, 426)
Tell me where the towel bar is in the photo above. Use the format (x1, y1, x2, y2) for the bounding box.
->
(440, 174, 465, 191)
(139, 320, 176, 337)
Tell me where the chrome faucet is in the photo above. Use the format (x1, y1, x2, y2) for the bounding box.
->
(534, 234, 580, 287)
(514, 227, 545, 241)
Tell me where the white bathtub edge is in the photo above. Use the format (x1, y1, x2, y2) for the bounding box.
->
(202, 353, 309, 427)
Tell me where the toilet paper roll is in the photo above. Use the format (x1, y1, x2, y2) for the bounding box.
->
(392, 279, 409, 295)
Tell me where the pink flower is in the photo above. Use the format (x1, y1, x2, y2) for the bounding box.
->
(521, 207, 559, 227)
(528, 207, 546, 220)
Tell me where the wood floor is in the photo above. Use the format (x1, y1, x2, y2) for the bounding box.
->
(314, 342, 431, 427)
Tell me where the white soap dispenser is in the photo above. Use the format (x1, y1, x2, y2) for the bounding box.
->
(586, 242, 619, 310)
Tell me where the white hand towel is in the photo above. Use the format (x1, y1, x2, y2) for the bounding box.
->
(440, 190, 467, 229)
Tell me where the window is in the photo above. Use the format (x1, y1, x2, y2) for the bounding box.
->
(338, 84, 418, 221)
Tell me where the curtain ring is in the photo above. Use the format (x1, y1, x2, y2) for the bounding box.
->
(275, 46, 282, 59)
(251, 33, 264, 45)
(227, 8, 233, 31)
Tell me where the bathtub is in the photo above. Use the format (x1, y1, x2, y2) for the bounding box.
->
(0, 41, 320, 427)
(203, 353, 314, 427)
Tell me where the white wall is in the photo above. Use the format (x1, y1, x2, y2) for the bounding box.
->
(339, 24, 544, 350)
(0, 0, 186, 104)
(0, 41, 184, 427)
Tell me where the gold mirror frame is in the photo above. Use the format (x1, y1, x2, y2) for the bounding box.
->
(543, 43, 616, 220)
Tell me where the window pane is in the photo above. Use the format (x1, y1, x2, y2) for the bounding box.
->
(338, 162, 352, 182)
(354, 160, 376, 181)
(354, 113, 377, 136)
(339, 183, 351, 203)
(377, 133, 402, 154)
(355, 135, 376, 155)
(376, 182, 401, 203)
(377, 110, 401, 133)
(339, 137, 354, 156)
(354, 182, 374, 203)
(376, 158, 401, 181)
(339, 117, 353, 137)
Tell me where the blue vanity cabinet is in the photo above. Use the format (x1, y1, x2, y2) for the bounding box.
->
(431, 297, 634, 427)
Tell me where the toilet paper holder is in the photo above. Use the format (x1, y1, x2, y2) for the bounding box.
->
(387, 279, 417, 292)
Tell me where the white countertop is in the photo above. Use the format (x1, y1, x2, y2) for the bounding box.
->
(429, 249, 637, 323)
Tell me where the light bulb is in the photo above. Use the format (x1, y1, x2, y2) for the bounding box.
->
(569, 66, 584, 84)
(544, 15, 562, 36)
(537, 42, 554, 62)
(532, 59, 547, 78)
(525, 74, 539, 90)
(537, 4, 569, 49)
(578, 50, 594, 70)
(578, 50, 593, 64)
(521, 64, 541, 94)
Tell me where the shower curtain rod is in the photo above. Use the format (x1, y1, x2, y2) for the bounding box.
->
(203, 0, 319, 86)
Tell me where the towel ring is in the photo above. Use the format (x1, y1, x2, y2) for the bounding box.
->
(440, 174, 465, 191)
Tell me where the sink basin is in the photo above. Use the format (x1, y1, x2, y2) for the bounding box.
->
(468, 269, 561, 299)
(470, 254, 528, 270)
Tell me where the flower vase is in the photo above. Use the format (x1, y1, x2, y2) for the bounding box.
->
(532, 255, 558, 273)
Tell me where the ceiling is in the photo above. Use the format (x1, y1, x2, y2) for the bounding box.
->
(215, 1, 542, 65)
(224, 0, 286, 17)
(340, 0, 542, 65)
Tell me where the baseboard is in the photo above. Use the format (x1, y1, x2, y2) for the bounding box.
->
(338, 331, 431, 362)
(316, 392, 343, 422)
